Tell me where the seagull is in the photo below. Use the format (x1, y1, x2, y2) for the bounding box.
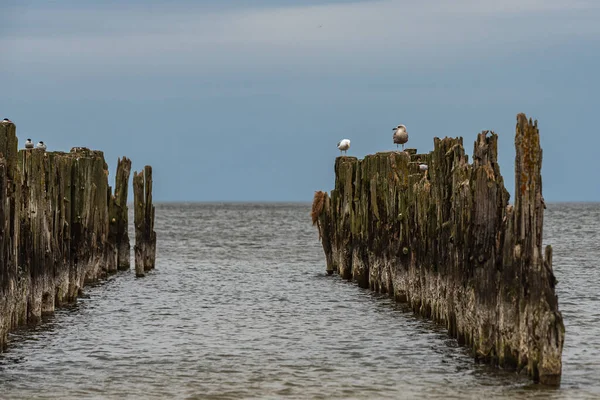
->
(25, 138, 34, 149)
(337, 139, 351, 155)
(393, 124, 409, 150)
(36, 141, 47, 150)
(419, 164, 428, 172)
(2, 118, 12, 123)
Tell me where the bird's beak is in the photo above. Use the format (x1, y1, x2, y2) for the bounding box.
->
(392, 128, 397, 131)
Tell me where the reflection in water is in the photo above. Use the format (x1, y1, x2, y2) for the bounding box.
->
(0, 203, 598, 399)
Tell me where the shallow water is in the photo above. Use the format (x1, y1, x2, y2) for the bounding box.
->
(0, 203, 598, 399)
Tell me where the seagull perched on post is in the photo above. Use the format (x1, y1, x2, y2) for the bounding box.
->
(36, 141, 47, 151)
(25, 138, 34, 149)
(337, 139, 351, 155)
(2, 118, 12, 124)
(393, 124, 409, 150)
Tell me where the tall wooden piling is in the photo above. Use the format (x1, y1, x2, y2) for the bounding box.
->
(0, 121, 140, 349)
(312, 113, 564, 385)
(133, 166, 156, 277)
(109, 157, 132, 270)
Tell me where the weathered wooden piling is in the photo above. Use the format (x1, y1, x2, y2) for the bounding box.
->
(133, 166, 156, 277)
(312, 113, 564, 385)
(109, 157, 132, 270)
(0, 121, 139, 349)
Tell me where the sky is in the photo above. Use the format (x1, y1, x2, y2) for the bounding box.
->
(1, 0, 599, 202)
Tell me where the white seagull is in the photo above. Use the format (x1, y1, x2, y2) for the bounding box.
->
(337, 139, 351, 155)
(25, 138, 34, 149)
(419, 164, 428, 172)
(36, 141, 47, 151)
(393, 125, 409, 150)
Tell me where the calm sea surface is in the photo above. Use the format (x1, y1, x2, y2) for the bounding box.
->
(0, 203, 598, 399)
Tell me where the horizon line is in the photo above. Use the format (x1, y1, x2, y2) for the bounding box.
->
(139, 200, 600, 205)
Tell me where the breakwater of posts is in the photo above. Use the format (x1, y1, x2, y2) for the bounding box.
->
(0, 121, 156, 350)
(312, 113, 565, 385)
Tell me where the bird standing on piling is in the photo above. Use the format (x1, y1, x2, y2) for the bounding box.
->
(337, 139, 351, 155)
(1, 118, 12, 124)
(36, 141, 47, 150)
(393, 125, 409, 150)
(25, 138, 34, 149)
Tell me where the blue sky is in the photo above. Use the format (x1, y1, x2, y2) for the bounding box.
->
(1, 0, 599, 201)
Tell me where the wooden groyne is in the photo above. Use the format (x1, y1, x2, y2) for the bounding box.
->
(312, 113, 565, 385)
(0, 121, 155, 349)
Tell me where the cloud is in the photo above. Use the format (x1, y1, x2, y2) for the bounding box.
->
(1, 0, 599, 78)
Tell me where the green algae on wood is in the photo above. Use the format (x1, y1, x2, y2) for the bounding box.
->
(312, 113, 564, 385)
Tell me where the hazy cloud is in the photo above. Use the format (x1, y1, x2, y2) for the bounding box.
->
(2, 0, 599, 77)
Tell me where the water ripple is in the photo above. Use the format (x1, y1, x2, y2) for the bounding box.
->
(0, 203, 597, 399)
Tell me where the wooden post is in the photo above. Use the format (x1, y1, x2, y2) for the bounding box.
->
(0, 155, 12, 350)
(510, 114, 564, 385)
(143, 166, 157, 270)
(109, 157, 132, 270)
(133, 166, 156, 277)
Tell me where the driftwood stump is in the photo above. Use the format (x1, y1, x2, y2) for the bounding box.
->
(133, 166, 156, 277)
(312, 113, 564, 385)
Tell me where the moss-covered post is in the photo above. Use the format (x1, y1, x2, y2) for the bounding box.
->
(510, 114, 564, 385)
(133, 166, 156, 277)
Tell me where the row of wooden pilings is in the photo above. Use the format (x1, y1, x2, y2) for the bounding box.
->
(312, 113, 565, 386)
(0, 120, 156, 350)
